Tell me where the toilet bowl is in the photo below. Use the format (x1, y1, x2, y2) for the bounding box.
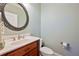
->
(40, 47, 54, 56)
(40, 39, 54, 56)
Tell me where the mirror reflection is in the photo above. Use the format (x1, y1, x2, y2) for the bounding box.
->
(4, 3, 27, 28)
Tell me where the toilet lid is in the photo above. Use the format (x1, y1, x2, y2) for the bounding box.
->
(40, 47, 54, 54)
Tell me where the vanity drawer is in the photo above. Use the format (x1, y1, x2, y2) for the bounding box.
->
(6, 41, 37, 56)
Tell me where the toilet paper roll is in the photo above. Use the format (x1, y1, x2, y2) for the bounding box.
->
(63, 42, 67, 47)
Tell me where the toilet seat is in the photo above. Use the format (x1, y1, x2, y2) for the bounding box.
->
(40, 47, 54, 54)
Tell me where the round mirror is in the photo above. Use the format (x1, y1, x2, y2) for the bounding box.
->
(2, 3, 29, 31)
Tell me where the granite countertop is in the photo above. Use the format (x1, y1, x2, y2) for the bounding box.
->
(0, 36, 40, 55)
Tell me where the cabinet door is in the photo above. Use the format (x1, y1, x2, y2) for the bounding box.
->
(26, 48, 38, 56)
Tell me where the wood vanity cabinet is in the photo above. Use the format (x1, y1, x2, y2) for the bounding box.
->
(2, 40, 40, 56)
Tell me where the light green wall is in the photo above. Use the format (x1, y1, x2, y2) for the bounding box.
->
(41, 3, 79, 56)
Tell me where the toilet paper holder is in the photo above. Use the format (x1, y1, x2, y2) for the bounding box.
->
(60, 42, 70, 47)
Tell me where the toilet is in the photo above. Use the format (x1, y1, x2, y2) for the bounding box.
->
(40, 39, 54, 56)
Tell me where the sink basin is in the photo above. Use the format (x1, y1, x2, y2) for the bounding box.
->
(5, 36, 40, 46)
(10, 39, 30, 45)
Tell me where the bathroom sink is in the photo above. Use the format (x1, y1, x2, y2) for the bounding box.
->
(6, 36, 40, 47)
(10, 39, 30, 45)
(0, 36, 40, 56)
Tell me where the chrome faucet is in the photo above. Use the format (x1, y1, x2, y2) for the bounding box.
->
(18, 35, 24, 40)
